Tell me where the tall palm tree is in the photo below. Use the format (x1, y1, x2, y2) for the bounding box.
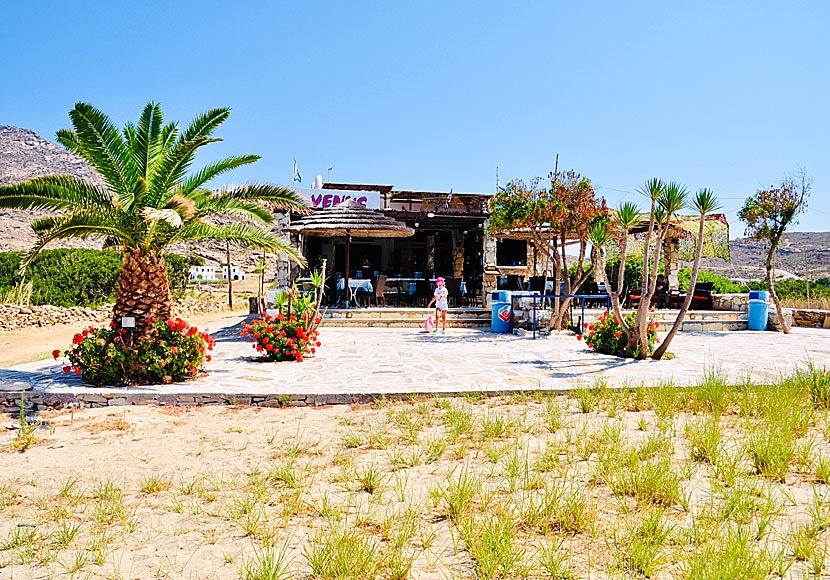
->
(652, 189, 721, 359)
(0, 102, 305, 337)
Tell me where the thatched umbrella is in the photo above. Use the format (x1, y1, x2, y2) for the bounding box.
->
(285, 199, 414, 305)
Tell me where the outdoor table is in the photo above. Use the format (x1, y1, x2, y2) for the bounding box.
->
(337, 278, 373, 306)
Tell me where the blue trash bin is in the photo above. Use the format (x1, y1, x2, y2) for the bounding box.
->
(491, 291, 513, 333)
(748, 299, 769, 331)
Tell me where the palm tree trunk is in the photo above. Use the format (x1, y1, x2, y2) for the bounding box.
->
(113, 249, 172, 339)
(652, 217, 705, 359)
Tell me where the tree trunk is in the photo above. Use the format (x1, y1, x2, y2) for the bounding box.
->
(112, 249, 173, 339)
(652, 216, 706, 359)
(766, 241, 790, 334)
(226, 241, 233, 310)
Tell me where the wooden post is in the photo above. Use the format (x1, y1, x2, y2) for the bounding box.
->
(344, 232, 351, 307)
(225, 241, 233, 310)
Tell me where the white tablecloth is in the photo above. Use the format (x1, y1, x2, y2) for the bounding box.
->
(336, 279, 373, 292)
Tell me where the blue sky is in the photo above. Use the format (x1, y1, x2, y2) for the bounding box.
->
(2, 1, 828, 236)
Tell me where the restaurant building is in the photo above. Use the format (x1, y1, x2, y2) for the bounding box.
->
(290, 182, 511, 306)
(284, 182, 730, 308)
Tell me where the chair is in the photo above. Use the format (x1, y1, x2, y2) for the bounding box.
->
(444, 277, 462, 308)
(370, 275, 388, 307)
(506, 275, 525, 291)
(413, 279, 432, 307)
(691, 282, 714, 310)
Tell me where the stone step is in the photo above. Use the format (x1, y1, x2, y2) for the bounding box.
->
(324, 308, 490, 321)
(323, 317, 490, 328)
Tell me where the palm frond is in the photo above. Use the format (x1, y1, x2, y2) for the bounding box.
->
(193, 196, 274, 224)
(694, 188, 721, 216)
(21, 211, 128, 268)
(172, 222, 304, 264)
(0, 176, 114, 211)
(638, 178, 666, 202)
(659, 182, 688, 217)
(142, 207, 183, 228)
(179, 155, 260, 196)
(614, 201, 642, 230)
(213, 183, 309, 212)
(178, 108, 230, 144)
(133, 102, 165, 183)
(148, 135, 216, 207)
(65, 102, 130, 198)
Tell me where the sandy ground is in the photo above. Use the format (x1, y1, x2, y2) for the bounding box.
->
(0, 309, 246, 368)
(1, 386, 829, 579)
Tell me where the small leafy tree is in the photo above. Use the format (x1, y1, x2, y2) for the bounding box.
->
(489, 170, 605, 330)
(738, 170, 810, 333)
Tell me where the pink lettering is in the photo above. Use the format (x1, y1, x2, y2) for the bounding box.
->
(311, 194, 322, 207)
(322, 194, 333, 207)
(357, 196, 367, 205)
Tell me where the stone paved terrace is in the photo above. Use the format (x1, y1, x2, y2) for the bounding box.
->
(1, 315, 828, 410)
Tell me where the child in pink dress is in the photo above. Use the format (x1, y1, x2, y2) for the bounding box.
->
(427, 277, 449, 333)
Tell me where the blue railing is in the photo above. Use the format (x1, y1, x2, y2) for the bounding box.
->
(522, 294, 612, 340)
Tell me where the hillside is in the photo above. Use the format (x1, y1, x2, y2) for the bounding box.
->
(700, 232, 830, 280)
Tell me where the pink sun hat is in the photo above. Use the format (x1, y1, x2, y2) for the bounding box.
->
(436, 277, 445, 284)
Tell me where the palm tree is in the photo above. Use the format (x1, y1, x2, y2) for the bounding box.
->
(652, 189, 721, 359)
(0, 102, 305, 337)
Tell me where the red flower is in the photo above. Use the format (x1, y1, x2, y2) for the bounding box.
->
(576, 334, 583, 341)
(109, 321, 117, 328)
(73, 368, 81, 375)
(63, 366, 71, 373)
(262, 337, 269, 344)
(205, 355, 212, 362)
(52, 349, 61, 359)
(587, 343, 594, 348)
(254, 333, 260, 339)
(614, 331, 622, 338)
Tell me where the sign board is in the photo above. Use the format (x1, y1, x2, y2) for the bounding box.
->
(297, 188, 381, 210)
(121, 316, 136, 328)
(483, 264, 501, 275)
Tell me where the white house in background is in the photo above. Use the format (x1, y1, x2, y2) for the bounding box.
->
(222, 265, 246, 281)
(189, 265, 216, 281)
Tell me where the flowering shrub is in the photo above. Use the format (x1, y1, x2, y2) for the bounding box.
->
(241, 311, 321, 362)
(56, 318, 215, 386)
(578, 310, 659, 358)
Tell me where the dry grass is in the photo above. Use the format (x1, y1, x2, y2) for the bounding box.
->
(1, 369, 829, 578)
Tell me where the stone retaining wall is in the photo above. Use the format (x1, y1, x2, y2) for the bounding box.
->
(791, 309, 830, 328)
(0, 389, 470, 414)
(0, 297, 229, 332)
(712, 293, 749, 311)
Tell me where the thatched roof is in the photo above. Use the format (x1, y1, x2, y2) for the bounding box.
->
(285, 199, 414, 238)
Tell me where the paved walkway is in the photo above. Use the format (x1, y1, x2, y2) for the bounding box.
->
(1, 315, 828, 397)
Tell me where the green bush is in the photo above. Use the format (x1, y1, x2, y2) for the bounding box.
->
(59, 318, 215, 386)
(678, 269, 744, 294)
(746, 279, 830, 300)
(0, 249, 203, 307)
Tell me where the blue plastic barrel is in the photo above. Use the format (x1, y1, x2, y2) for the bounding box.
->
(491, 291, 513, 333)
(747, 299, 769, 331)
(749, 290, 770, 301)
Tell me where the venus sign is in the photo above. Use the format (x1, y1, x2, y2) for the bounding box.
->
(297, 188, 382, 210)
